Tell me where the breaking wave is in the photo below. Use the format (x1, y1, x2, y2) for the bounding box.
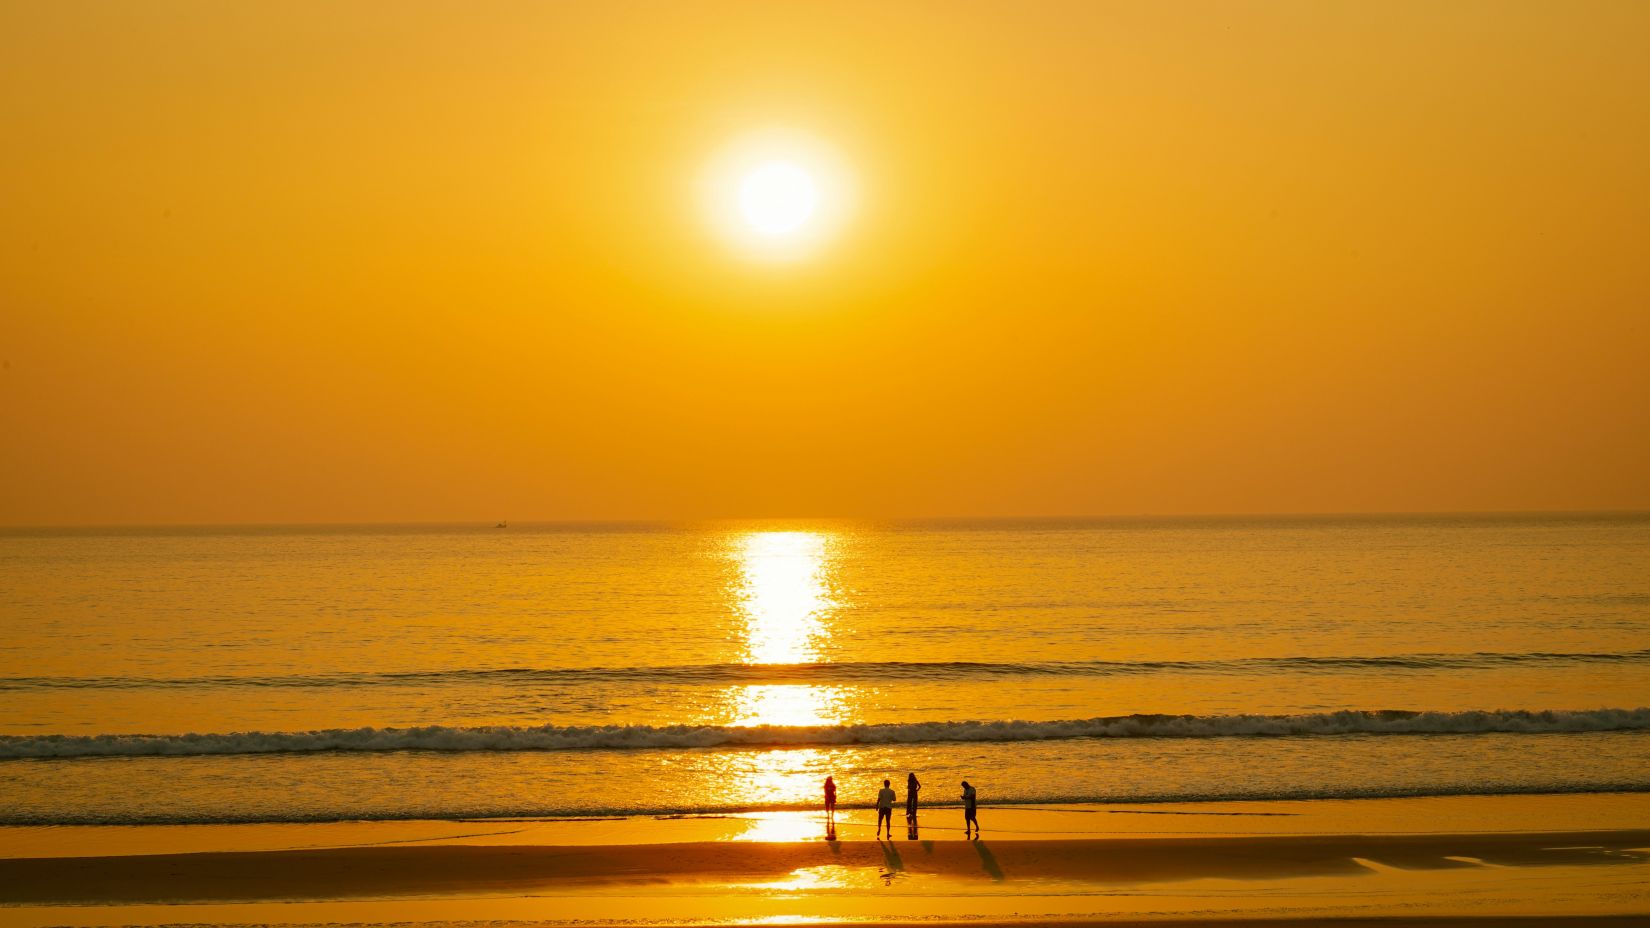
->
(5, 707, 1647, 759)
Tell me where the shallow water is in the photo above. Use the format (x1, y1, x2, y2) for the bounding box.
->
(2, 515, 1647, 824)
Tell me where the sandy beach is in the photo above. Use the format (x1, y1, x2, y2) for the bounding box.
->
(3, 795, 1647, 927)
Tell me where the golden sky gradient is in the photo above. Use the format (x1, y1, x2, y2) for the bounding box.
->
(3, 2, 1647, 525)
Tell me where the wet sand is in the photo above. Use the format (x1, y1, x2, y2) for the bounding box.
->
(2, 829, 1649, 905)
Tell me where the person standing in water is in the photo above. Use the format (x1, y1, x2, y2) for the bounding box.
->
(875, 778, 897, 837)
(961, 780, 978, 837)
(905, 772, 921, 822)
(823, 776, 837, 823)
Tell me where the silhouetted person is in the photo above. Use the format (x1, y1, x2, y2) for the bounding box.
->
(961, 780, 978, 837)
(876, 778, 896, 837)
(824, 775, 837, 824)
(905, 772, 921, 822)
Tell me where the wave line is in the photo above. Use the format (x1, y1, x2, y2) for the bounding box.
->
(5, 707, 1647, 759)
(4, 650, 1648, 691)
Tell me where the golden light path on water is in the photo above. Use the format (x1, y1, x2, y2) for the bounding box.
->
(731, 530, 848, 729)
(722, 532, 855, 837)
(736, 531, 835, 666)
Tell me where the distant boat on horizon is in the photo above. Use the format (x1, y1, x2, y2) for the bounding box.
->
(495, 521, 508, 529)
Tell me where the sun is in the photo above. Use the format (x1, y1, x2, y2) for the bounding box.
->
(739, 161, 818, 236)
(701, 129, 855, 262)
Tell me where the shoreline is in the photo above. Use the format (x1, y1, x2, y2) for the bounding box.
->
(8, 792, 1649, 856)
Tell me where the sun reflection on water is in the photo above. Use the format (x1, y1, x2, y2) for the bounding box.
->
(733, 684, 851, 728)
(727, 530, 856, 729)
(701, 746, 843, 819)
(723, 532, 858, 807)
(735, 531, 836, 666)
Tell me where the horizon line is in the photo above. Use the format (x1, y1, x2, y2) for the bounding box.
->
(3, 507, 1648, 533)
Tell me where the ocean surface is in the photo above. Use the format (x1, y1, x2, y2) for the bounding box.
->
(2, 515, 1647, 825)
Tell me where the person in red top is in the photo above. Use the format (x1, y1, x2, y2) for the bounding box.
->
(823, 776, 837, 824)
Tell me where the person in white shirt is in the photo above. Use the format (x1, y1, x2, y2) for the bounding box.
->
(875, 778, 897, 837)
(961, 780, 978, 837)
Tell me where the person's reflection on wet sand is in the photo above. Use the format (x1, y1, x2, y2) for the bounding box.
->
(878, 836, 904, 885)
(973, 839, 1004, 882)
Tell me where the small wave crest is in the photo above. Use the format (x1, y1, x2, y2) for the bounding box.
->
(4, 649, 1648, 691)
(5, 707, 1647, 759)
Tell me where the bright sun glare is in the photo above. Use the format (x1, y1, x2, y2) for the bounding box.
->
(738, 161, 818, 236)
(702, 129, 854, 262)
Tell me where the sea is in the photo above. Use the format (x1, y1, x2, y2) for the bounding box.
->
(2, 515, 1647, 826)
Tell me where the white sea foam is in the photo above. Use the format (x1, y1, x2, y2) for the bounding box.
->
(5, 707, 1647, 759)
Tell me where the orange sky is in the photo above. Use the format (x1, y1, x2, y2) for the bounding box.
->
(3, 2, 1647, 525)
